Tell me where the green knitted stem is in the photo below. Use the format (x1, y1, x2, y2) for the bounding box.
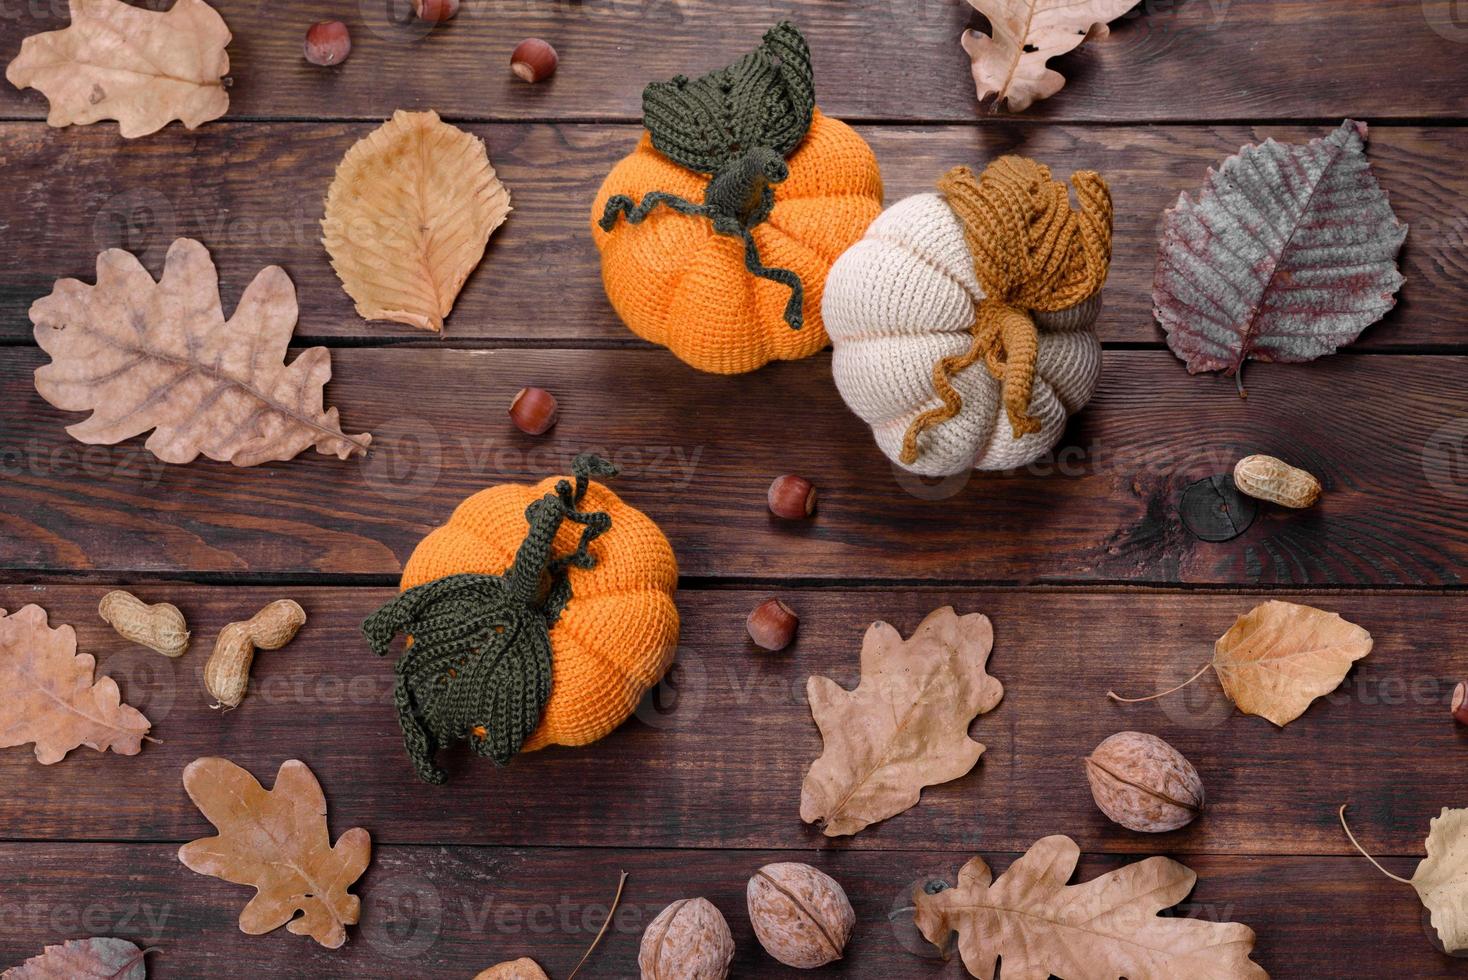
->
(362, 454, 617, 784)
(598, 21, 815, 332)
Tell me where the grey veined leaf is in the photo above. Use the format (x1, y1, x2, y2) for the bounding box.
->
(1153, 120, 1406, 393)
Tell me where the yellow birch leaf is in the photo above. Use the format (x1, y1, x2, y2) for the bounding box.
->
(1343, 805, 1468, 955)
(1111, 600, 1372, 727)
(322, 109, 511, 333)
(1213, 600, 1372, 726)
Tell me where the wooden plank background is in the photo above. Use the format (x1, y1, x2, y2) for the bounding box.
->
(1, 0, 1466, 123)
(0, 585, 1461, 857)
(2, 0, 1467, 977)
(5, 123, 1468, 349)
(3, 349, 1464, 586)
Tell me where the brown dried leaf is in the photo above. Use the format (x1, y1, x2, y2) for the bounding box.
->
(178, 757, 371, 949)
(322, 109, 511, 333)
(0, 604, 150, 765)
(915, 835, 1266, 979)
(5, 0, 230, 138)
(1342, 805, 1468, 955)
(963, 0, 1138, 112)
(2, 937, 149, 979)
(30, 238, 370, 467)
(472, 960, 550, 980)
(1213, 600, 1372, 726)
(800, 607, 1004, 836)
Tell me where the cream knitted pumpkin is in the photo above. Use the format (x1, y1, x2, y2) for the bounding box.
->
(824, 158, 1113, 477)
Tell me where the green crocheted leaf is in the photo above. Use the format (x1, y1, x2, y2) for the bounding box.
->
(363, 455, 617, 783)
(459, 605, 554, 765)
(641, 21, 815, 174)
(370, 576, 556, 780)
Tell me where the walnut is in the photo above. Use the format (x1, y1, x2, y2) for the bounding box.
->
(638, 897, 734, 979)
(746, 862, 854, 968)
(1085, 731, 1205, 833)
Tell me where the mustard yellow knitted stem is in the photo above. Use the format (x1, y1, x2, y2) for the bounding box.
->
(899, 159, 1113, 466)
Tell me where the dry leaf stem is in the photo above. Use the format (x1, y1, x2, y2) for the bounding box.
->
(1108, 602, 1371, 726)
(1107, 662, 1212, 703)
(567, 871, 627, 979)
(1338, 804, 1412, 885)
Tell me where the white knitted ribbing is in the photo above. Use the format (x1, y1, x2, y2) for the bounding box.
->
(824, 192, 1103, 477)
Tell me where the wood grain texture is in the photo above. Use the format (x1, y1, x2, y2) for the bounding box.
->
(2, 348, 1464, 586)
(4, 122, 1465, 348)
(0, 844, 1464, 978)
(0, 585, 1459, 858)
(2, 3, 1464, 975)
(1, 0, 1465, 124)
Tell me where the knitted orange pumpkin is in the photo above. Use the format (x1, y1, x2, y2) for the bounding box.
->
(363, 455, 679, 783)
(592, 22, 883, 375)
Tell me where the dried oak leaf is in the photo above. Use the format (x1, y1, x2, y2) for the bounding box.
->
(914, 835, 1266, 979)
(5, 0, 231, 139)
(1212, 600, 1372, 726)
(1342, 805, 1468, 954)
(963, 0, 1138, 112)
(322, 109, 511, 333)
(0, 604, 150, 765)
(801, 607, 1004, 837)
(2, 937, 149, 979)
(472, 960, 550, 980)
(178, 757, 371, 949)
(1155, 121, 1406, 390)
(31, 238, 371, 467)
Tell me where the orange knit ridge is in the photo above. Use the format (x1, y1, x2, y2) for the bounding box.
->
(593, 110, 883, 375)
(400, 474, 680, 753)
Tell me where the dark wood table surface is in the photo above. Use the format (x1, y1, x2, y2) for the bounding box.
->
(3, 1, 1468, 976)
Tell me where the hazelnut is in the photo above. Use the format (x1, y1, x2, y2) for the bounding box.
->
(511, 38, 558, 83)
(638, 898, 734, 979)
(1085, 731, 1204, 833)
(747, 863, 854, 969)
(746, 598, 797, 652)
(509, 386, 558, 435)
(303, 21, 351, 66)
(413, 0, 459, 22)
(767, 475, 816, 519)
(1453, 682, 1468, 725)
